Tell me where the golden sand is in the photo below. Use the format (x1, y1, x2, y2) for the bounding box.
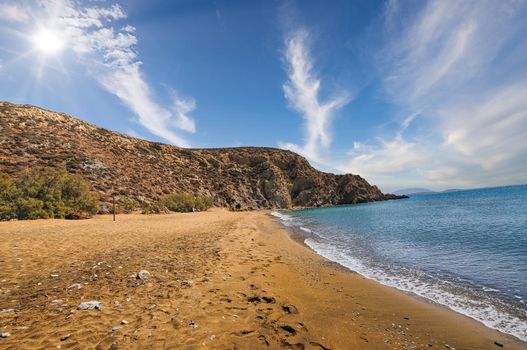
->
(0, 210, 524, 349)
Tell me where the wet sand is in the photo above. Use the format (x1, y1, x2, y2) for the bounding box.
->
(0, 209, 525, 349)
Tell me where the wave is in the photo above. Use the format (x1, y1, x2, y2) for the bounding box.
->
(272, 212, 527, 342)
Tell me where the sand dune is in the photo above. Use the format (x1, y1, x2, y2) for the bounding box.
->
(0, 210, 524, 349)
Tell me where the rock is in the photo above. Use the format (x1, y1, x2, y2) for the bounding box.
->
(68, 283, 82, 290)
(50, 274, 59, 278)
(494, 341, 504, 347)
(51, 300, 63, 305)
(189, 320, 198, 329)
(136, 270, 151, 281)
(121, 320, 129, 325)
(0, 332, 10, 338)
(112, 326, 123, 331)
(60, 334, 71, 341)
(282, 304, 298, 314)
(171, 317, 181, 329)
(77, 301, 104, 311)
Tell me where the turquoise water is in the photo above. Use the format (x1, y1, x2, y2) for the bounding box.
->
(272, 185, 527, 341)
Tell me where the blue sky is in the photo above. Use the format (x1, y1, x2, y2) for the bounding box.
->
(0, 0, 526, 192)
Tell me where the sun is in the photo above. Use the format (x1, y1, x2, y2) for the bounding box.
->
(33, 29, 64, 54)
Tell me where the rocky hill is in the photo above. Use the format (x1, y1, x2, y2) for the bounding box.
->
(0, 102, 405, 210)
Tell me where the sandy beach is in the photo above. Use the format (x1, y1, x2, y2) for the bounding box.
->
(0, 210, 524, 349)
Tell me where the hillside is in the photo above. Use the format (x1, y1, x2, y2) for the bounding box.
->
(0, 102, 405, 210)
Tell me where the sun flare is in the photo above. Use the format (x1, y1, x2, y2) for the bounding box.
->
(33, 29, 64, 54)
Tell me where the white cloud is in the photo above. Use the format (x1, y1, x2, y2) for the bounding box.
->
(0, 3, 29, 22)
(343, 0, 527, 190)
(1, 0, 196, 146)
(280, 28, 350, 163)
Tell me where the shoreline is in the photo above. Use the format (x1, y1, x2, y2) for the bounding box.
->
(270, 212, 527, 345)
(0, 210, 525, 349)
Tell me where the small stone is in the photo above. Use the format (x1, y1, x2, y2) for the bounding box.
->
(121, 320, 129, 324)
(60, 334, 71, 341)
(136, 270, 151, 281)
(77, 301, 104, 310)
(494, 341, 504, 347)
(50, 274, 59, 278)
(189, 320, 198, 329)
(112, 326, 123, 331)
(0, 332, 10, 338)
(209, 334, 216, 340)
(171, 317, 181, 329)
(51, 300, 63, 305)
(68, 283, 82, 290)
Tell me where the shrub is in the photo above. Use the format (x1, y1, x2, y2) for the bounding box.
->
(0, 173, 20, 220)
(0, 168, 99, 221)
(160, 193, 214, 213)
(121, 198, 139, 213)
(15, 197, 48, 220)
(141, 201, 167, 215)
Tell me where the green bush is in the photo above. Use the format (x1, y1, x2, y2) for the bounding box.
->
(0, 173, 19, 220)
(15, 197, 48, 220)
(0, 168, 99, 221)
(159, 193, 214, 213)
(121, 198, 139, 213)
(141, 201, 167, 215)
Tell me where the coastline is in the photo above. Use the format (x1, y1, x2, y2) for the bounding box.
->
(0, 210, 525, 349)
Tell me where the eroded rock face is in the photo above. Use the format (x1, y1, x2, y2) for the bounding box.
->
(0, 102, 406, 210)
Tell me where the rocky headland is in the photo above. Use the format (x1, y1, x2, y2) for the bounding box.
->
(0, 101, 405, 210)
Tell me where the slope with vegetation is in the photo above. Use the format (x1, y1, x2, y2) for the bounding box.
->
(0, 102, 405, 210)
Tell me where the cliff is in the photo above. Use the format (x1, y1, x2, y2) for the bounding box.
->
(0, 102, 405, 210)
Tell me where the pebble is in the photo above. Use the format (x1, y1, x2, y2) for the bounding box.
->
(137, 270, 151, 281)
(494, 341, 504, 347)
(60, 334, 70, 341)
(50, 274, 59, 278)
(68, 283, 82, 290)
(121, 320, 129, 325)
(77, 301, 104, 311)
(51, 300, 63, 305)
(112, 326, 123, 331)
(0, 332, 10, 338)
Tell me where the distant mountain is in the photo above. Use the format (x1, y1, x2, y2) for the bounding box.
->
(441, 189, 463, 193)
(392, 188, 435, 196)
(0, 101, 407, 210)
(393, 188, 465, 196)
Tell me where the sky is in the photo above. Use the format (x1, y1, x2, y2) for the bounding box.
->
(0, 0, 526, 192)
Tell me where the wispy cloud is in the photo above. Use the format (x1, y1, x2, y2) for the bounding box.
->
(1, 0, 196, 146)
(343, 0, 527, 190)
(280, 28, 350, 163)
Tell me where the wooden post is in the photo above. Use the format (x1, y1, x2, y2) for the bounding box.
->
(112, 194, 116, 221)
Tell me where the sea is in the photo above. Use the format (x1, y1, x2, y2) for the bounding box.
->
(272, 185, 527, 342)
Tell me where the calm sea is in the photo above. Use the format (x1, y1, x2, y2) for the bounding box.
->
(272, 185, 527, 341)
